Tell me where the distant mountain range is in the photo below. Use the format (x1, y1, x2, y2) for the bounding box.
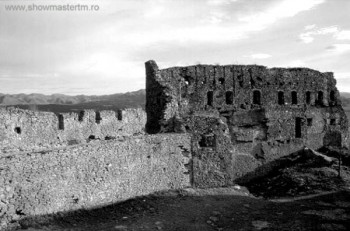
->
(1, 90, 350, 114)
(0, 89, 146, 113)
(0, 89, 145, 105)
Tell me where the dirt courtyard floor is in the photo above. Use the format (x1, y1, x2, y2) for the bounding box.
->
(10, 187, 350, 231)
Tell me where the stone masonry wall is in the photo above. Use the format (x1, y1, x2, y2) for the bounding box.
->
(145, 60, 349, 188)
(0, 107, 146, 155)
(0, 60, 347, 228)
(0, 134, 191, 227)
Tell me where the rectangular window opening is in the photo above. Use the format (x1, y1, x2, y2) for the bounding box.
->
(199, 134, 216, 148)
(317, 91, 324, 106)
(253, 90, 261, 105)
(78, 111, 84, 122)
(306, 91, 311, 104)
(291, 91, 298, 105)
(330, 119, 336, 125)
(278, 91, 284, 105)
(95, 111, 102, 124)
(307, 118, 313, 126)
(295, 117, 302, 138)
(14, 127, 21, 134)
(207, 91, 213, 106)
(225, 91, 233, 105)
(58, 114, 64, 130)
(117, 110, 123, 121)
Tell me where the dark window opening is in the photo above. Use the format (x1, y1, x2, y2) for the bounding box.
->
(117, 110, 123, 121)
(307, 118, 313, 126)
(14, 127, 21, 134)
(199, 134, 216, 148)
(225, 91, 233, 105)
(15, 209, 25, 216)
(184, 76, 190, 85)
(219, 78, 225, 84)
(291, 91, 298, 105)
(306, 91, 311, 104)
(330, 119, 336, 125)
(253, 90, 261, 105)
(317, 91, 324, 105)
(78, 111, 84, 122)
(58, 114, 64, 130)
(330, 90, 336, 103)
(105, 136, 116, 140)
(278, 91, 284, 105)
(295, 117, 302, 138)
(207, 91, 213, 106)
(88, 135, 96, 140)
(95, 111, 102, 124)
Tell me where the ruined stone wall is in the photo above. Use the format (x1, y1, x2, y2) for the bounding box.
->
(146, 60, 349, 187)
(146, 62, 343, 123)
(0, 107, 146, 155)
(0, 60, 347, 228)
(0, 134, 191, 227)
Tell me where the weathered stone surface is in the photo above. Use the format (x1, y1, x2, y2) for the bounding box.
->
(0, 107, 146, 154)
(145, 60, 349, 187)
(0, 134, 191, 226)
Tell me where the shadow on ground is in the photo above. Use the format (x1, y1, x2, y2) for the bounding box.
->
(7, 188, 350, 231)
(236, 147, 350, 199)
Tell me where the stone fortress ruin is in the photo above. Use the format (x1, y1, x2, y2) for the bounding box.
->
(0, 60, 348, 228)
(145, 60, 349, 186)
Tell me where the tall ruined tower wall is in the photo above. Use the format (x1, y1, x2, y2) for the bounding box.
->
(146, 60, 349, 187)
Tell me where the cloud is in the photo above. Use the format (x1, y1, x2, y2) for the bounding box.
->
(335, 30, 350, 40)
(129, 0, 327, 45)
(0, 0, 337, 95)
(335, 72, 350, 79)
(299, 33, 314, 43)
(246, 53, 272, 59)
(300, 25, 338, 43)
(205, 10, 229, 24)
(207, 0, 238, 6)
(326, 44, 350, 53)
(304, 24, 316, 30)
(239, 0, 325, 31)
(334, 76, 350, 92)
(300, 25, 350, 43)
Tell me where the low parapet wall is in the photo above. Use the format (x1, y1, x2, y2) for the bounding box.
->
(0, 107, 146, 155)
(0, 134, 191, 227)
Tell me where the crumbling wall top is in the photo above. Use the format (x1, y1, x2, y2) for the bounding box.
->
(0, 107, 146, 154)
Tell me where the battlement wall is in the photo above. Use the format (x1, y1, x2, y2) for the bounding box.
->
(0, 134, 191, 226)
(0, 107, 146, 155)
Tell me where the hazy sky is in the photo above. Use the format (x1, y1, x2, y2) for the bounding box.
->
(0, 0, 350, 95)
